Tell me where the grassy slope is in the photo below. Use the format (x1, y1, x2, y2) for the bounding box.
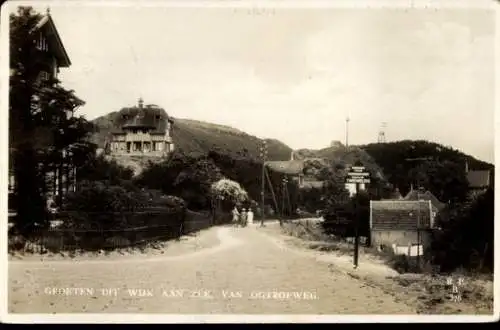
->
(91, 114, 293, 161)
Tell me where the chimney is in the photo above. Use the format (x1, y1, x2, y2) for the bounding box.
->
(138, 97, 144, 109)
(290, 150, 294, 161)
(465, 160, 469, 173)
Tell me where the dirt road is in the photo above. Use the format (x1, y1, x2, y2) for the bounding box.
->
(8, 223, 415, 314)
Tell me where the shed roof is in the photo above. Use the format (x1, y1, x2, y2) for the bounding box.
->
(300, 180, 325, 190)
(265, 160, 305, 175)
(370, 200, 433, 230)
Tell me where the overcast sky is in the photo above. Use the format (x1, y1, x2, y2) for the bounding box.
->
(13, 2, 496, 163)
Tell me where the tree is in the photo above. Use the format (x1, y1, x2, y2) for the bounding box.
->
(408, 159, 469, 203)
(432, 187, 494, 273)
(172, 157, 223, 210)
(9, 7, 91, 233)
(76, 154, 134, 186)
(321, 167, 352, 236)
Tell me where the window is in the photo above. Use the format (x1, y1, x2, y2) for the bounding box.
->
(36, 33, 48, 51)
(38, 71, 50, 82)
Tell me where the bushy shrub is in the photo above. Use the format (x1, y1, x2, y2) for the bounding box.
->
(8, 235, 26, 251)
(65, 180, 146, 213)
(62, 180, 149, 230)
(211, 178, 249, 211)
(430, 188, 494, 273)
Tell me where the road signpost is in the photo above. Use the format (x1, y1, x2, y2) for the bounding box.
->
(346, 165, 370, 269)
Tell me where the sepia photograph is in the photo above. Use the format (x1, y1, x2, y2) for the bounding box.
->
(1, 0, 497, 323)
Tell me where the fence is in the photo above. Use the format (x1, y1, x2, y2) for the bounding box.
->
(8, 208, 230, 253)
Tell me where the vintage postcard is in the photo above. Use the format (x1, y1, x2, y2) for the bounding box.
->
(1, 0, 498, 323)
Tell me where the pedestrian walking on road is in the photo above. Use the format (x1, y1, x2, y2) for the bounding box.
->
(240, 208, 247, 227)
(232, 206, 240, 227)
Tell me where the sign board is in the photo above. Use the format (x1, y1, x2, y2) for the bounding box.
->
(347, 172, 370, 177)
(350, 166, 366, 172)
(346, 165, 370, 184)
(346, 177, 371, 184)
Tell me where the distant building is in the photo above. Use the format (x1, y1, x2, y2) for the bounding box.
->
(265, 159, 305, 187)
(106, 98, 174, 157)
(370, 200, 435, 253)
(404, 186, 446, 220)
(387, 188, 403, 200)
(300, 180, 325, 190)
(465, 161, 491, 198)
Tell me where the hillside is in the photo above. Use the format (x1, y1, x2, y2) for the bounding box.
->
(294, 144, 386, 182)
(91, 112, 493, 193)
(299, 140, 494, 196)
(359, 140, 494, 194)
(360, 140, 494, 172)
(90, 113, 293, 162)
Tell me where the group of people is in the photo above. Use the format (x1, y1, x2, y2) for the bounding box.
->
(232, 206, 254, 227)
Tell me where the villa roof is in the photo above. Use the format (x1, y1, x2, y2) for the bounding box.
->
(111, 100, 173, 135)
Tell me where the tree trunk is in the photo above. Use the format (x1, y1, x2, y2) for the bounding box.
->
(13, 144, 47, 235)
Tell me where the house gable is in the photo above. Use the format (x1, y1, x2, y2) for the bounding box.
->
(404, 188, 446, 211)
(31, 12, 71, 67)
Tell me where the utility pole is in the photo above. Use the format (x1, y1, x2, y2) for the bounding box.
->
(281, 176, 289, 219)
(260, 140, 267, 227)
(345, 117, 350, 148)
(416, 189, 421, 269)
(346, 164, 370, 269)
(353, 182, 360, 269)
(405, 155, 432, 271)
